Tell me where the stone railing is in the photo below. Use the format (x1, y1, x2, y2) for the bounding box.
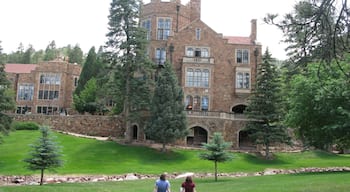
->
(182, 57, 214, 64)
(185, 111, 247, 120)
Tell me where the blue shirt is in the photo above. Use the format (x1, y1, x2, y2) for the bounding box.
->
(155, 179, 170, 192)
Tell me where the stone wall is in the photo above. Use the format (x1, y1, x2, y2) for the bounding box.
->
(12, 114, 125, 138)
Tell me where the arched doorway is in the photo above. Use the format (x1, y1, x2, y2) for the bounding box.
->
(239, 130, 254, 149)
(132, 125, 138, 140)
(232, 104, 247, 114)
(186, 126, 208, 146)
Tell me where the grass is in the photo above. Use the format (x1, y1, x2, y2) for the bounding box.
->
(0, 172, 350, 192)
(0, 130, 350, 176)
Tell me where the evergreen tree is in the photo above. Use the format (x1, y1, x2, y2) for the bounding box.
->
(199, 132, 233, 181)
(23, 126, 63, 185)
(0, 42, 15, 143)
(105, 0, 154, 141)
(44, 40, 58, 61)
(22, 44, 35, 64)
(145, 62, 187, 152)
(68, 44, 84, 64)
(244, 49, 291, 159)
(75, 47, 99, 95)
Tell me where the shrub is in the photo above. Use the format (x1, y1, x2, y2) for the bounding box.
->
(12, 122, 40, 130)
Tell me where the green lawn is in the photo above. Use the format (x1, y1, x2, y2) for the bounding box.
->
(0, 130, 350, 176)
(1, 172, 350, 192)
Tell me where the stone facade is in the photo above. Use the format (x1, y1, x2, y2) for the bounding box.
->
(5, 59, 82, 115)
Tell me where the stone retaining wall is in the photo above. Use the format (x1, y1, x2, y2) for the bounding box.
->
(11, 114, 125, 138)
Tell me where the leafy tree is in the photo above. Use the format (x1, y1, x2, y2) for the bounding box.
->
(0, 42, 16, 143)
(32, 50, 45, 64)
(105, 0, 154, 141)
(199, 132, 233, 181)
(286, 56, 350, 151)
(23, 126, 63, 185)
(145, 62, 187, 152)
(68, 44, 84, 64)
(264, 0, 350, 71)
(75, 47, 100, 95)
(244, 49, 291, 159)
(73, 78, 98, 114)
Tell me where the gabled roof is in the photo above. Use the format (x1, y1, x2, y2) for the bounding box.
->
(4, 64, 37, 74)
(224, 36, 252, 45)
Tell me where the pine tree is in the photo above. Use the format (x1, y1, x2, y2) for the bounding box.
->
(23, 126, 63, 185)
(244, 49, 291, 159)
(145, 62, 187, 152)
(0, 42, 15, 143)
(75, 46, 99, 95)
(199, 132, 233, 181)
(68, 44, 84, 65)
(105, 0, 154, 141)
(44, 40, 58, 61)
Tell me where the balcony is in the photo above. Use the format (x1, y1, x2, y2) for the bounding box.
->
(182, 57, 214, 64)
(185, 110, 247, 120)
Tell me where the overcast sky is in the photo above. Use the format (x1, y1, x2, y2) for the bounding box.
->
(0, 0, 298, 60)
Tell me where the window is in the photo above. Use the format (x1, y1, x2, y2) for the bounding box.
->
(186, 48, 194, 57)
(186, 68, 210, 88)
(37, 106, 58, 115)
(141, 19, 151, 40)
(236, 49, 249, 64)
(201, 96, 209, 111)
(74, 77, 79, 87)
(185, 46, 210, 58)
(193, 96, 200, 110)
(157, 17, 171, 40)
(38, 90, 59, 100)
(39, 73, 61, 85)
(155, 48, 166, 64)
(196, 28, 201, 40)
(185, 95, 193, 110)
(17, 84, 34, 101)
(16, 106, 32, 114)
(236, 72, 250, 89)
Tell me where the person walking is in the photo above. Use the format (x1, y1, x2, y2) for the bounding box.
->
(154, 173, 171, 192)
(180, 176, 196, 192)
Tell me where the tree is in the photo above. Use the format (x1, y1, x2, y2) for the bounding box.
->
(73, 78, 98, 114)
(286, 56, 350, 151)
(199, 132, 233, 181)
(145, 62, 188, 152)
(75, 47, 100, 95)
(23, 126, 63, 185)
(44, 40, 58, 61)
(244, 49, 291, 159)
(22, 44, 35, 64)
(0, 42, 16, 143)
(105, 0, 154, 141)
(68, 44, 84, 64)
(264, 0, 350, 72)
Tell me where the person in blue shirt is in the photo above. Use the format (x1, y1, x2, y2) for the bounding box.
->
(154, 173, 171, 192)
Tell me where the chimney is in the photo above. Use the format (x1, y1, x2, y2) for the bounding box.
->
(190, 0, 201, 21)
(250, 19, 257, 43)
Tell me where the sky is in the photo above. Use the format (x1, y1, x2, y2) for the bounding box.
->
(0, 0, 298, 60)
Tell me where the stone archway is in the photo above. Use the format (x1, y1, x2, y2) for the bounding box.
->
(186, 126, 208, 146)
(132, 125, 138, 140)
(232, 104, 247, 114)
(239, 130, 254, 149)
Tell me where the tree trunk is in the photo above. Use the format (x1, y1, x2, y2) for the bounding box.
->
(162, 143, 166, 152)
(265, 143, 270, 160)
(40, 169, 44, 185)
(214, 161, 218, 181)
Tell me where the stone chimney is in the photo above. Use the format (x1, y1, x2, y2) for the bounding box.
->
(190, 0, 201, 21)
(250, 19, 257, 43)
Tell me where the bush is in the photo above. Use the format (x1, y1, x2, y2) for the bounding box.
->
(12, 122, 40, 130)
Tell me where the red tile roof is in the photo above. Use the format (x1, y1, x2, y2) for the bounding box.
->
(224, 36, 252, 45)
(4, 64, 37, 74)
